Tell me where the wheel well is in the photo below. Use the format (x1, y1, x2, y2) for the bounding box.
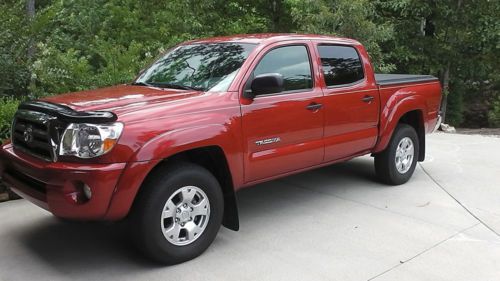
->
(147, 146, 239, 231)
(398, 110, 425, 161)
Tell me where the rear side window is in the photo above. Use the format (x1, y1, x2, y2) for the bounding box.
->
(318, 45, 364, 87)
(253, 45, 313, 92)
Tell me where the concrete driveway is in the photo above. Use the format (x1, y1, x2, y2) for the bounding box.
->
(1, 133, 499, 281)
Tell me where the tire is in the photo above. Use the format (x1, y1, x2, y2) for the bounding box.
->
(375, 124, 419, 185)
(129, 162, 224, 264)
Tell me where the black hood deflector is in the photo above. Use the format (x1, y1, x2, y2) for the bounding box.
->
(18, 100, 118, 123)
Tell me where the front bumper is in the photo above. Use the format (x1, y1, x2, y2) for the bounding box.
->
(0, 143, 126, 220)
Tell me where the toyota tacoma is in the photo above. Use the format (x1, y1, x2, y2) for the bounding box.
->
(0, 34, 442, 264)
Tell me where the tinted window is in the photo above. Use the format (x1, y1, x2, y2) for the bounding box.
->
(253, 45, 312, 92)
(136, 43, 256, 91)
(318, 45, 364, 86)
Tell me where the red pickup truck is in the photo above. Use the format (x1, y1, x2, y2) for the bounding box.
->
(0, 34, 441, 264)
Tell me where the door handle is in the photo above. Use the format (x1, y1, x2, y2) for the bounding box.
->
(362, 95, 375, 103)
(306, 102, 323, 111)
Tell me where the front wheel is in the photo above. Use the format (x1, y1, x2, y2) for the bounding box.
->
(129, 162, 224, 264)
(374, 124, 419, 185)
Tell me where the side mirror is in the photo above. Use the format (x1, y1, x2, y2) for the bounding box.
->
(244, 73, 284, 99)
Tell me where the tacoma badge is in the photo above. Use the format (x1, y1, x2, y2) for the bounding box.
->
(255, 137, 281, 146)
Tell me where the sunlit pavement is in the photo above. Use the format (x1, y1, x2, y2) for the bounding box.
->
(1, 133, 499, 281)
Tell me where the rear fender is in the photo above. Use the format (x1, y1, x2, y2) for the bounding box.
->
(374, 92, 426, 154)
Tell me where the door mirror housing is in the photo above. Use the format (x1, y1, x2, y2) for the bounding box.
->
(244, 73, 284, 99)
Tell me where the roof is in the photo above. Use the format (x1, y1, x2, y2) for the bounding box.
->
(185, 33, 360, 45)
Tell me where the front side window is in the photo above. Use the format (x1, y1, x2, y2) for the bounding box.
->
(253, 45, 313, 92)
(136, 43, 256, 91)
(318, 45, 364, 87)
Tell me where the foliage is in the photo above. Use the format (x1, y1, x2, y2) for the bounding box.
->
(0, 0, 498, 128)
(0, 98, 20, 141)
(0, 1, 31, 97)
(489, 96, 500, 127)
(286, 0, 395, 72)
(375, 0, 500, 127)
(23, 0, 272, 96)
(445, 88, 464, 126)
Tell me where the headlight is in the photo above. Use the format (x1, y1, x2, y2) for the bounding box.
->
(59, 122, 123, 158)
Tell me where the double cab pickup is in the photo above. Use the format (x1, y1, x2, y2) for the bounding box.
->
(0, 34, 442, 264)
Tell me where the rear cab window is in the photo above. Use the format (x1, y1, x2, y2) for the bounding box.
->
(317, 45, 364, 87)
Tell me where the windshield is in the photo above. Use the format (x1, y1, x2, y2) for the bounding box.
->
(135, 43, 256, 92)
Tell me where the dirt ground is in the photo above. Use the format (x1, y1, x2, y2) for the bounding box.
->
(455, 127, 500, 137)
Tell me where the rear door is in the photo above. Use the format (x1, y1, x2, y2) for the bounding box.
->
(240, 41, 324, 183)
(314, 43, 380, 162)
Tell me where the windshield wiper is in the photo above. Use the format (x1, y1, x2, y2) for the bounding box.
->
(132, 81, 204, 91)
(152, 82, 204, 91)
(131, 81, 154, 87)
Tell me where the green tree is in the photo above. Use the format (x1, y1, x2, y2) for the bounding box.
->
(27, 0, 271, 96)
(0, 1, 30, 97)
(0, 0, 498, 129)
(376, 0, 500, 126)
(286, 0, 395, 72)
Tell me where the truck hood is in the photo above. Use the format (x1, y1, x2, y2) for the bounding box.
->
(42, 84, 206, 120)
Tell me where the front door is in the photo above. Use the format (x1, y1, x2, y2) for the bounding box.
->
(240, 42, 324, 183)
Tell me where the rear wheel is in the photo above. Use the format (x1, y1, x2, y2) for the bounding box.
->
(129, 162, 223, 264)
(375, 124, 419, 185)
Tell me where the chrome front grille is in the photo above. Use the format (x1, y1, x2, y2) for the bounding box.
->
(11, 110, 55, 161)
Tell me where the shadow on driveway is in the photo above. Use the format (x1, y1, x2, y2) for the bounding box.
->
(15, 157, 380, 277)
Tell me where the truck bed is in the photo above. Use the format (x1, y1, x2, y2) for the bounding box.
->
(375, 74, 438, 86)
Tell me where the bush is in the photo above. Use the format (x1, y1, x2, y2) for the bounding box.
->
(0, 98, 20, 141)
(0, 1, 30, 98)
(30, 44, 95, 96)
(445, 87, 465, 126)
(489, 96, 500, 128)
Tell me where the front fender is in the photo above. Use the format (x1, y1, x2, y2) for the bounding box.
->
(130, 124, 231, 162)
(104, 123, 243, 220)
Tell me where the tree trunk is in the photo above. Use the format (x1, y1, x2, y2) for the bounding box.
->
(26, 0, 35, 17)
(26, 0, 35, 59)
(271, 0, 281, 32)
(439, 0, 462, 124)
(440, 62, 451, 123)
